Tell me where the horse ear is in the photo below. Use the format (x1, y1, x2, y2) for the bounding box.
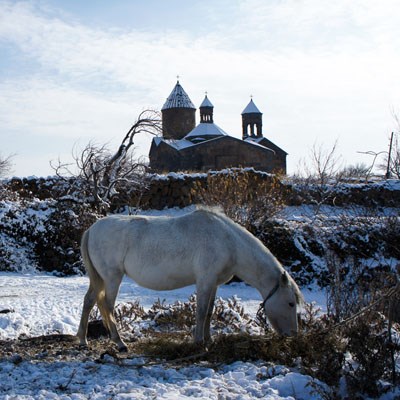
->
(281, 271, 289, 286)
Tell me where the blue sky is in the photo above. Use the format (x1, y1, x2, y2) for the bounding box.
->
(1, 0, 400, 177)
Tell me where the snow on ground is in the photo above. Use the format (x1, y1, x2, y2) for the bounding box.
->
(0, 273, 324, 340)
(1, 355, 324, 400)
(0, 272, 328, 400)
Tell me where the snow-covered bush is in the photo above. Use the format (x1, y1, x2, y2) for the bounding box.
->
(1, 174, 399, 283)
(143, 294, 263, 336)
(343, 311, 398, 397)
(256, 210, 400, 286)
(0, 196, 54, 272)
(34, 200, 98, 274)
(0, 193, 98, 274)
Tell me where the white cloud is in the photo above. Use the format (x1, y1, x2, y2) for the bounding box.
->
(0, 78, 137, 138)
(235, 0, 400, 53)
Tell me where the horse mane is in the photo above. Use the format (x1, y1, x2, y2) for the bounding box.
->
(193, 204, 225, 216)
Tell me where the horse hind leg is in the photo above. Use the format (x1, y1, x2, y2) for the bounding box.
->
(101, 276, 128, 352)
(77, 285, 97, 347)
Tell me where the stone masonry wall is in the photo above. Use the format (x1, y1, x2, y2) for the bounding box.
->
(3, 172, 400, 210)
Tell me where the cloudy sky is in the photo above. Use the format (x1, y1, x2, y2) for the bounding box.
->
(1, 0, 399, 177)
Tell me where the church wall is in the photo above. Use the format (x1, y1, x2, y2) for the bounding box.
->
(150, 137, 286, 173)
(179, 138, 283, 173)
(149, 141, 182, 172)
(150, 138, 286, 173)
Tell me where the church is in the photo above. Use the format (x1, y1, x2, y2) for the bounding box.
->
(149, 80, 287, 173)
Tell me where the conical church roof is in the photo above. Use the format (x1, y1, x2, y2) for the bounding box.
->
(162, 81, 196, 110)
(241, 98, 262, 114)
(200, 95, 213, 108)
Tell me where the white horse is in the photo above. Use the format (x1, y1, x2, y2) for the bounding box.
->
(77, 208, 303, 351)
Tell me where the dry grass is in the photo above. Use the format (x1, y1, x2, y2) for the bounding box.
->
(1, 292, 398, 398)
(191, 168, 285, 230)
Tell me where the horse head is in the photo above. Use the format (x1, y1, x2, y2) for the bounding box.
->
(262, 271, 302, 336)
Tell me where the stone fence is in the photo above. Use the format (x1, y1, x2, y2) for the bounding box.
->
(3, 170, 400, 210)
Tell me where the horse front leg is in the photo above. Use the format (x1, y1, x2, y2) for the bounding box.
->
(195, 282, 217, 344)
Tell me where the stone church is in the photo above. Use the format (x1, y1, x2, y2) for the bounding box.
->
(149, 80, 287, 173)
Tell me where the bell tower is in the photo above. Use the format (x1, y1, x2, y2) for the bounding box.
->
(241, 98, 263, 139)
(199, 94, 214, 123)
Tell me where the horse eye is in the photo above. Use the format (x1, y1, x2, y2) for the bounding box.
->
(289, 302, 295, 308)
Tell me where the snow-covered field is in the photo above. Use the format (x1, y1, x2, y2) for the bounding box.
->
(0, 272, 329, 400)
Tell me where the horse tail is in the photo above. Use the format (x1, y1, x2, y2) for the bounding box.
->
(81, 228, 113, 333)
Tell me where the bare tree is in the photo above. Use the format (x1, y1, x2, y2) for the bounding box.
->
(52, 110, 162, 211)
(361, 115, 400, 179)
(0, 154, 14, 201)
(295, 140, 342, 184)
(366, 111, 400, 179)
(389, 137, 400, 178)
(309, 140, 343, 184)
(357, 150, 386, 180)
(291, 141, 345, 218)
(340, 162, 370, 179)
(383, 125, 400, 179)
(0, 154, 13, 178)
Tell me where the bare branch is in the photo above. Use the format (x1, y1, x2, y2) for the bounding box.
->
(294, 140, 342, 185)
(51, 110, 161, 212)
(0, 154, 14, 178)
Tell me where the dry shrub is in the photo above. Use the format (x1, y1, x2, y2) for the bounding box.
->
(191, 168, 285, 229)
(138, 334, 202, 360)
(343, 311, 398, 398)
(89, 300, 145, 335)
(213, 296, 258, 334)
(325, 252, 398, 323)
(255, 301, 345, 386)
(324, 254, 400, 396)
(114, 301, 146, 331)
(88, 296, 346, 389)
(144, 295, 261, 335)
(88, 291, 400, 398)
(146, 296, 196, 331)
(88, 294, 260, 338)
(136, 329, 345, 389)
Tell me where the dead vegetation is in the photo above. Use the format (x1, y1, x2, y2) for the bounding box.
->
(191, 168, 285, 230)
(2, 292, 399, 398)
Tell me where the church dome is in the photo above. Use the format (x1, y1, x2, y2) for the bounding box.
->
(184, 122, 228, 142)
